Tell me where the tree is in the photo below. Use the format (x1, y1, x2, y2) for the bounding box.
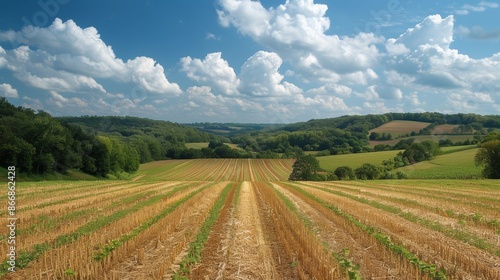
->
(289, 155, 321, 181)
(355, 163, 380, 180)
(475, 134, 500, 178)
(334, 166, 356, 180)
(402, 140, 440, 164)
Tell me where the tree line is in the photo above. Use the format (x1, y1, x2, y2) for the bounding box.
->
(0, 98, 142, 176)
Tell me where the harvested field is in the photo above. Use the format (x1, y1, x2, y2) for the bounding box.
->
(2, 159, 499, 279)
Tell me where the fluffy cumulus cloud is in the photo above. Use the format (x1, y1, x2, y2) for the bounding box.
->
(180, 52, 240, 96)
(0, 83, 18, 98)
(48, 90, 88, 108)
(181, 51, 303, 98)
(2, 2, 500, 122)
(217, 0, 383, 81)
(238, 51, 302, 97)
(384, 14, 499, 112)
(181, 50, 355, 122)
(0, 18, 181, 96)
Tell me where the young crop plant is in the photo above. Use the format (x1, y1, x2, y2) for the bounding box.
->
(93, 182, 215, 261)
(173, 183, 234, 279)
(269, 183, 363, 279)
(287, 183, 447, 280)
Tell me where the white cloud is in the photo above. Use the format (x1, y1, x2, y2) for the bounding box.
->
(0, 18, 181, 95)
(407, 92, 423, 106)
(454, 1, 499, 15)
(181, 52, 240, 96)
(217, 0, 383, 80)
(206, 32, 220, 40)
(0, 83, 18, 98)
(456, 25, 500, 40)
(306, 84, 352, 97)
(239, 51, 302, 97)
(48, 90, 88, 108)
(386, 14, 500, 92)
(356, 86, 380, 101)
(391, 14, 454, 50)
(127, 56, 181, 95)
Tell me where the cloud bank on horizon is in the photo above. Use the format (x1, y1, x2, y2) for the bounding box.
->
(0, 0, 499, 123)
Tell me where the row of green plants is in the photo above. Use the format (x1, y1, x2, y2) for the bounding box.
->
(269, 183, 362, 279)
(330, 182, 500, 232)
(310, 184, 497, 256)
(93, 182, 216, 261)
(287, 183, 448, 280)
(173, 183, 234, 279)
(0, 182, 198, 275)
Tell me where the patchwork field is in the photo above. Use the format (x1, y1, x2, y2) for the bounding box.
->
(2, 159, 499, 279)
(369, 120, 430, 136)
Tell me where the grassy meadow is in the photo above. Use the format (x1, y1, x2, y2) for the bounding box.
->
(396, 148, 482, 179)
(317, 145, 482, 179)
(317, 150, 403, 171)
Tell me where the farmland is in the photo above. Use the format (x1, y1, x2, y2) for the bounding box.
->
(2, 159, 499, 279)
(317, 150, 403, 171)
(369, 120, 430, 136)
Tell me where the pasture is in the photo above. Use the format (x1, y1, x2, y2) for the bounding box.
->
(317, 150, 402, 171)
(1, 159, 499, 279)
(397, 148, 482, 179)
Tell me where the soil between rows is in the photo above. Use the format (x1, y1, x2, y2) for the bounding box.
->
(297, 182, 500, 280)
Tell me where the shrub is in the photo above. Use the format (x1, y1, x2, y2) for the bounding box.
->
(334, 166, 356, 180)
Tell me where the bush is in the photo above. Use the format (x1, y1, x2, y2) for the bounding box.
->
(355, 163, 380, 180)
(289, 155, 321, 181)
(396, 171, 408, 179)
(334, 166, 356, 180)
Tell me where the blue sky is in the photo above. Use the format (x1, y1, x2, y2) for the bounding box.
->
(0, 0, 499, 123)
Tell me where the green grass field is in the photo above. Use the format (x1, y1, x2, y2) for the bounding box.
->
(317, 145, 482, 179)
(369, 135, 476, 147)
(317, 150, 403, 171)
(395, 148, 482, 179)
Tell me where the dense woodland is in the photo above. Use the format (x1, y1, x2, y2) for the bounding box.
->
(2, 97, 500, 178)
(0, 98, 220, 176)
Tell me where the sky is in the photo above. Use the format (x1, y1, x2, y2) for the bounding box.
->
(0, 0, 499, 123)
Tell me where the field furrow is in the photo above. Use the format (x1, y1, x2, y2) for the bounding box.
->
(273, 182, 424, 279)
(296, 182, 500, 279)
(3, 159, 498, 279)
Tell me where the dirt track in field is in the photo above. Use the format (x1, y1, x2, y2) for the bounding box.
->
(191, 181, 279, 279)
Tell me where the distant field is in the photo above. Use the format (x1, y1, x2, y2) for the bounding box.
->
(369, 120, 430, 136)
(432, 124, 458, 134)
(185, 142, 210, 149)
(318, 145, 479, 177)
(396, 148, 482, 179)
(318, 150, 403, 171)
(369, 134, 476, 147)
(185, 142, 242, 150)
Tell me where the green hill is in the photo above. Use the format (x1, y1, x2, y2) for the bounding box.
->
(395, 148, 481, 179)
(59, 116, 219, 143)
